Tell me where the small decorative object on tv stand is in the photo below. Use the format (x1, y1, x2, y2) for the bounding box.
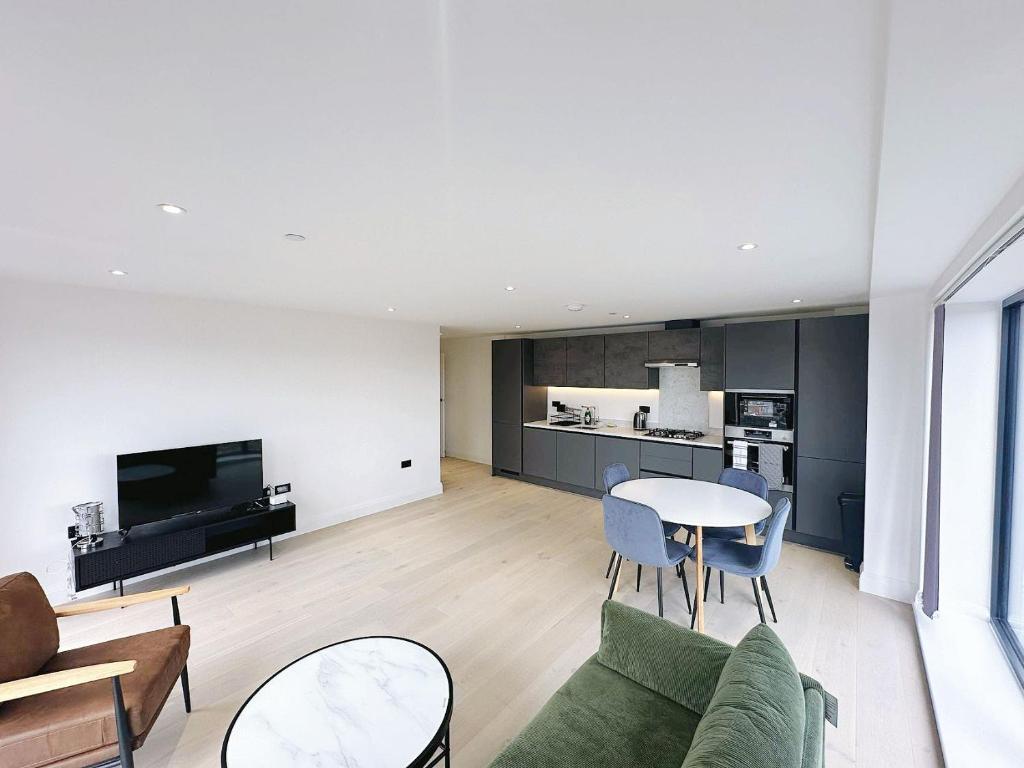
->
(71, 501, 105, 550)
(268, 482, 291, 505)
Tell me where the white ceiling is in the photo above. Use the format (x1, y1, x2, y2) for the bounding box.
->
(1, 2, 888, 335)
(869, 0, 1024, 298)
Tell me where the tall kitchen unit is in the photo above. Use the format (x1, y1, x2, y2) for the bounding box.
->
(492, 339, 548, 476)
(794, 315, 869, 552)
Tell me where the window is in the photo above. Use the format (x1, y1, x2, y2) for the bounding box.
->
(994, 295, 1024, 687)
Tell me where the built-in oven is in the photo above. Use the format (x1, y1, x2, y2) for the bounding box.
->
(724, 390, 795, 432)
(724, 427, 793, 492)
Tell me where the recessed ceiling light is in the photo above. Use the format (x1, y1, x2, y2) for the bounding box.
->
(108, 269, 127, 277)
(283, 233, 306, 242)
(157, 203, 187, 215)
(623, 314, 631, 319)
(566, 303, 585, 312)
(505, 285, 515, 292)
(737, 242, 758, 251)
(387, 307, 396, 312)
(608, 311, 617, 316)
(792, 298, 802, 304)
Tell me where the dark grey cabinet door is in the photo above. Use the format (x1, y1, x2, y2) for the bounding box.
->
(604, 332, 650, 389)
(523, 428, 557, 480)
(594, 436, 640, 490)
(639, 441, 693, 478)
(556, 431, 596, 487)
(725, 320, 796, 391)
(533, 338, 567, 386)
(768, 490, 795, 530)
(648, 329, 700, 361)
(566, 335, 605, 388)
(692, 447, 724, 482)
(491, 339, 523, 424)
(699, 326, 725, 391)
(492, 421, 522, 473)
(797, 315, 869, 463)
(794, 456, 863, 543)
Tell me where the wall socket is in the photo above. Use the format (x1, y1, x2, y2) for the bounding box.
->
(401, 459, 412, 468)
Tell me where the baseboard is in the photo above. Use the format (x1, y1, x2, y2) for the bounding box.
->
(859, 569, 918, 603)
(299, 483, 444, 531)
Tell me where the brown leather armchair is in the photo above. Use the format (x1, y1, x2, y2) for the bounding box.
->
(0, 572, 191, 768)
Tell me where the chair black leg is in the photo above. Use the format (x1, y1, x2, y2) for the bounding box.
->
(690, 584, 699, 629)
(720, 570, 725, 604)
(751, 578, 766, 624)
(607, 555, 622, 600)
(180, 664, 192, 713)
(605, 550, 617, 578)
(760, 576, 778, 623)
(112, 676, 135, 768)
(656, 568, 664, 618)
(703, 566, 711, 602)
(680, 564, 692, 614)
(636, 564, 642, 592)
(685, 531, 693, 547)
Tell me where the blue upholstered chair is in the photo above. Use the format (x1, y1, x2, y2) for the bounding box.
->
(690, 497, 790, 626)
(603, 495, 692, 617)
(685, 468, 770, 602)
(601, 463, 683, 589)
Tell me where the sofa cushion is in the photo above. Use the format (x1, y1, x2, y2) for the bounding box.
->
(0, 573, 59, 685)
(682, 623, 806, 768)
(0, 626, 189, 768)
(488, 655, 701, 768)
(597, 599, 733, 715)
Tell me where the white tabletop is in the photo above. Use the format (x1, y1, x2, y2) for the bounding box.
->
(610, 478, 771, 528)
(223, 637, 452, 768)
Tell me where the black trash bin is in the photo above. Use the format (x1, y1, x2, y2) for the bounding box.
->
(838, 492, 865, 572)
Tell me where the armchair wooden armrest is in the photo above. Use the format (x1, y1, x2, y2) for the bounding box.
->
(53, 585, 190, 618)
(0, 661, 137, 704)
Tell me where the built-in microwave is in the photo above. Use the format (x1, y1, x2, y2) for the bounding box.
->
(724, 390, 795, 432)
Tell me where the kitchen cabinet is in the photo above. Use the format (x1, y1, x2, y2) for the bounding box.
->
(491, 339, 523, 424)
(556, 431, 596, 488)
(699, 326, 725, 391)
(594, 435, 640, 490)
(640, 441, 693, 478)
(604, 332, 650, 389)
(533, 338, 567, 386)
(523, 428, 557, 480)
(648, 329, 700, 362)
(768, 490, 795, 531)
(566, 335, 605, 388)
(692, 447, 724, 482)
(492, 422, 522, 474)
(797, 315, 869, 464)
(794, 456, 863, 544)
(725, 320, 796, 391)
(491, 339, 547, 476)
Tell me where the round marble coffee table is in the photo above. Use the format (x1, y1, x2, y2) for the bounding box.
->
(222, 637, 453, 768)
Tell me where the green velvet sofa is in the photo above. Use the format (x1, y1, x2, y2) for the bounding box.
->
(489, 601, 837, 768)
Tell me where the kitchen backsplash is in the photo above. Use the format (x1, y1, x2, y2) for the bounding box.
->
(657, 367, 709, 429)
(546, 370, 723, 429)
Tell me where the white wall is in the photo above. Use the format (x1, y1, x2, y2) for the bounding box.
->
(938, 302, 1002, 617)
(441, 335, 492, 464)
(0, 279, 442, 597)
(861, 291, 932, 603)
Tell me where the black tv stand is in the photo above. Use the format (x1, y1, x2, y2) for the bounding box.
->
(71, 502, 296, 593)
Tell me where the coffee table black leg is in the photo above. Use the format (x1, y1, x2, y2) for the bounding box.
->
(445, 726, 450, 767)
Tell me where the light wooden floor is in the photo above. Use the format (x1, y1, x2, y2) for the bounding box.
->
(59, 458, 942, 767)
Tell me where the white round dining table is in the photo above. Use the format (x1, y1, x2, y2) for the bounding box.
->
(610, 477, 771, 633)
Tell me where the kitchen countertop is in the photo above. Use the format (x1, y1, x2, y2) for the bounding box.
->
(523, 420, 723, 450)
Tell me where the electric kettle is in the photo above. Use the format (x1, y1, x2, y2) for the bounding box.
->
(633, 406, 649, 430)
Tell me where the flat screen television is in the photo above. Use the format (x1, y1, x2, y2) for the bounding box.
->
(116, 439, 263, 530)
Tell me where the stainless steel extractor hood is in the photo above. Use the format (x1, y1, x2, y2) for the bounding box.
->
(644, 360, 700, 368)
